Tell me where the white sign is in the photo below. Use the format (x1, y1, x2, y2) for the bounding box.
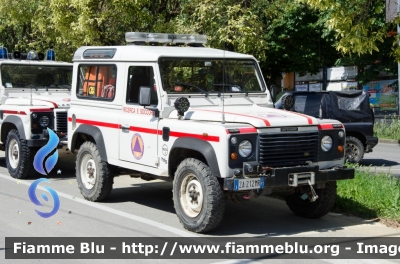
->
(326, 82, 343, 91)
(295, 84, 308, 91)
(386, 0, 398, 23)
(309, 83, 321, 92)
(327, 66, 358, 81)
(342, 82, 358, 91)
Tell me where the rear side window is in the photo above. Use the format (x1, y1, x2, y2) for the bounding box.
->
(77, 65, 117, 100)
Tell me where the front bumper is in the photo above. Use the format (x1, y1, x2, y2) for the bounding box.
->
(223, 165, 354, 191)
(365, 136, 378, 153)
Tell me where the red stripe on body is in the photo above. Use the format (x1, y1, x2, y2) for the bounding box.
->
(170, 131, 219, 142)
(318, 124, 333, 130)
(197, 109, 271, 126)
(226, 127, 257, 134)
(74, 118, 120, 129)
(275, 109, 314, 124)
(3, 110, 27, 115)
(69, 118, 219, 141)
(30, 108, 53, 112)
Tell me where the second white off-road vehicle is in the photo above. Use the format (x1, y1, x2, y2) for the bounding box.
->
(68, 33, 354, 233)
(0, 48, 72, 178)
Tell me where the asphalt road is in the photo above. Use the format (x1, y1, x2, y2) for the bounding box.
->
(1, 147, 400, 264)
(360, 142, 400, 176)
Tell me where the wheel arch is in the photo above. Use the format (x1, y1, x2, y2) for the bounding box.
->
(70, 125, 108, 162)
(1, 116, 26, 142)
(169, 137, 221, 179)
(346, 132, 366, 146)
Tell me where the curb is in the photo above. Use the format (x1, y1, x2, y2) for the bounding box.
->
(378, 138, 400, 144)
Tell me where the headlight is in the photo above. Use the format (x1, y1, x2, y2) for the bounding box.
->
(39, 116, 50, 127)
(338, 131, 344, 138)
(321, 136, 333, 152)
(238, 140, 252, 157)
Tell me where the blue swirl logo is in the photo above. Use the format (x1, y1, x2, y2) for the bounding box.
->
(28, 178, 60, 218)
(33, 128, 59, 175)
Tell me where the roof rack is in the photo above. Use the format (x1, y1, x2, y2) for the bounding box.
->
(125, 32, 207, 46)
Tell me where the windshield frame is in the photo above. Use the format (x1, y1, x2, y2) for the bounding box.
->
(158, 57, 266, 95)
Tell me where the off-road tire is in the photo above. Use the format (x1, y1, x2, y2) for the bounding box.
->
(5, 129, 36, 179)
(173, 158, 225, 233)
(284, 181, 337, 218)
(345, 136, 364, 163)
(76, 141, 113, 202)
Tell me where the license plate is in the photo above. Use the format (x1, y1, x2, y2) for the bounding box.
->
(234, 177, 265, 191)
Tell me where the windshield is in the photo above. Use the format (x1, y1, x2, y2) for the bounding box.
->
(1, 64, 72, 89)
(159, 58, 265, 94)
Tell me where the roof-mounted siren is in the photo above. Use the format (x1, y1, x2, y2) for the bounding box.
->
(27, 50, 39, 60)
(26, 50, 47, 60)
(0, 46, 8, 59)
(46, 49, 56, 61)
(125, 32, 207, 47)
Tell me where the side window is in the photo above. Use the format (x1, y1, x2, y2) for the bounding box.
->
(126, 66, 157, 105)
(77, 65, 117, 100)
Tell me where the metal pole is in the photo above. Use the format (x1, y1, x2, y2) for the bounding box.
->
(398, 1, 400, 116)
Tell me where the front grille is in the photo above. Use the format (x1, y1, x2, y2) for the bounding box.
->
(259, 132, 319, 167)
(55, 111, 68, 133)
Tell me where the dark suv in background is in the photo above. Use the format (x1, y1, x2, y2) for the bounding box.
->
(275, 90, 378, 163)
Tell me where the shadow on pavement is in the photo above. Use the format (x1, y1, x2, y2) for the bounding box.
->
(103, 179, 386, 237)
(360, 158, 399, 167)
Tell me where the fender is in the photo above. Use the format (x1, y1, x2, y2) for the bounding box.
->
(71, 124, 108, 162)
(1, 115, 26, 141)
(170, 137, 221, 177)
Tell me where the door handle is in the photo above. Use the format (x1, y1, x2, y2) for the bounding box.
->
(121, 125, 129, 130)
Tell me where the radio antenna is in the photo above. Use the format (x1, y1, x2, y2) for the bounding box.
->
(30, 85, 33, 106)
(221, 49, 226, 124)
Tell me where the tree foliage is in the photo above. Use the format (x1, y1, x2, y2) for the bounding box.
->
(0, 0, 395, 84)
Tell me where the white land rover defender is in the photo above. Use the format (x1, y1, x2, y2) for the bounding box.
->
(0, 48, 73, 178)
(68, 33, 354, 233)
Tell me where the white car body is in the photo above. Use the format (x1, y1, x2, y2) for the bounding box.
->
(68, 35, 354, 232)
(0, 58, 72, 178)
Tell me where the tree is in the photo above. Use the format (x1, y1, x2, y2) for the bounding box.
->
(174, 0, 339, 85)
(304, 0, 396, 57)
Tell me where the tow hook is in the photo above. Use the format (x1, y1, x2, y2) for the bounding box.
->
(242, 190, 255, 200)
(306, 179, 319, 202)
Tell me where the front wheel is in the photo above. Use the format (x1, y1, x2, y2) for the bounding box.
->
(76, 141, 114, 201)
(284, 181, 337, 218)
(173, 158, 225, 233)
(5, 129, 36, 179)
(345, 136, 364, 163)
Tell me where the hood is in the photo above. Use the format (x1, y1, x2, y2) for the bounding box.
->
(176, 105, 319, 127)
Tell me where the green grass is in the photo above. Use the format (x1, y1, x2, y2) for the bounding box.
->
(374, 117, 400, 140)
(334, 163, 400, 222)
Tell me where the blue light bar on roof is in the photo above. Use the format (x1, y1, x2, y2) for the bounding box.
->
(125, 32, 207, 44)
(0, 47, 8, 59)
(46, 49, 56, 61)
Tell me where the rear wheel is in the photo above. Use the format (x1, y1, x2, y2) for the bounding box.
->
(5, 129, 36, 179)
(284, 181, 337, 218)
(173, 158, 225, 233)
(345, 136, 364, 163)
(76, 142, 113, 201)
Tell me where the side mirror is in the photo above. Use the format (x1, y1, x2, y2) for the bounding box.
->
(270, 85, 278, 102)
(139, 86, 151, 106)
